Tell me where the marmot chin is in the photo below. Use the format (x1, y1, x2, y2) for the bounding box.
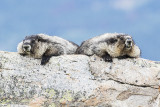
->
(76, 33, 141, 62)
(17, 34, 79, 65)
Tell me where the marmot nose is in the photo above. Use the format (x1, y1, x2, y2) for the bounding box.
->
(23, 46, 29, 50)
(23, 45, 31, 51)
(127, 41, 131, 45)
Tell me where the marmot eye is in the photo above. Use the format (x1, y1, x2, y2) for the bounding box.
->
(32, 40, 35, 43)
(120, 37, 124, 40)
(109, 38, 117, 43)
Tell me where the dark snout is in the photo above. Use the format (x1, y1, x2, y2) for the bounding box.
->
(22, 44, 31, 52)
(127, 40, 132, 45)
(23, 45, 29, 50)
(125, 39, 132, 49)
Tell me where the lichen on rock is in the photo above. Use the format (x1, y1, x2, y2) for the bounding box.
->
(0, 51, 160, 107)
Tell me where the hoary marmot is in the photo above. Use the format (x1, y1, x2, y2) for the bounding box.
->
(17, 34, 79, 65)
(76, 33, 141, 62)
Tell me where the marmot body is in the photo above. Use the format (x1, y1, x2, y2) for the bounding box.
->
(17, 34, 79, 65)
(76, 33, 141, 62)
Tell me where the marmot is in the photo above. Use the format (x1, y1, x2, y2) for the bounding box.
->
(17, 34, 79, 65)
(76, 33, 141, 62)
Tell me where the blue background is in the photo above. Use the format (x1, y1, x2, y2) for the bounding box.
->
(0, 0, 160, 61)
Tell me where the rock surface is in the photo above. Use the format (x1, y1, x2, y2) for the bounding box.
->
(0, 51, 160, 107)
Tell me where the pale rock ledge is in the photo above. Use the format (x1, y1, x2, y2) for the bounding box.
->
(0, 51, 160, 107)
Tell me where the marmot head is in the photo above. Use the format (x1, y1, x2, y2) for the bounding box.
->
(107, 34, 134, 52)
(117, 34, 134, 50)
(21, 35, 39, 55)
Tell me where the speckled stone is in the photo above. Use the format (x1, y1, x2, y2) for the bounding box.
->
(0, 51, 160, 107)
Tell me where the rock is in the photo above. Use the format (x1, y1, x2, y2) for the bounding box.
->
(0, 51, 159, 107)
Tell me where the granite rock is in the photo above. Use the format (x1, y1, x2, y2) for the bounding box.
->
(0, 51, 160, 107)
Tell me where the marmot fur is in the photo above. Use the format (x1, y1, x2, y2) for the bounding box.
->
(76, 33, 141, 62)
(17, 34, 79, 65)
